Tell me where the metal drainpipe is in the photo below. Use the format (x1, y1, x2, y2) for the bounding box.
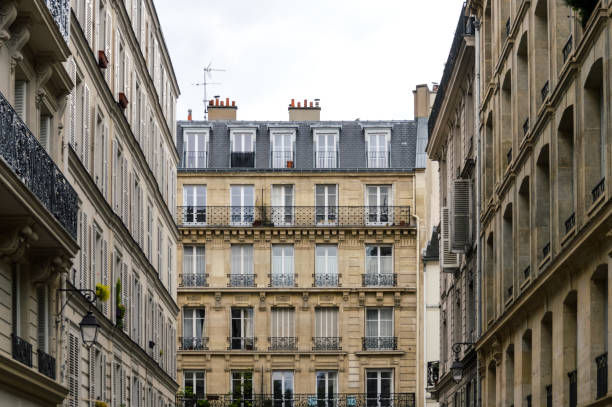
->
(473, 15, 483, 407)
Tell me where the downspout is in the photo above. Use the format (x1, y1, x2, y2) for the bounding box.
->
(412, 176, 422, 407)
(473, 15, 483, 407)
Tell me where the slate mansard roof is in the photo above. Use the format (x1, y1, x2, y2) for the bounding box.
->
(176, 120, 425, 172)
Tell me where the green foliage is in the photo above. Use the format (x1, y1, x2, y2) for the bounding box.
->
(197, 400, 210, 407)
(262, 399, 273, 407)
(115, 279, 126, 329)
(115, 278, 122, 306)
(94, 401, 108, 407)
(95, 283, 110, 302)
(563, 0, 599, 26)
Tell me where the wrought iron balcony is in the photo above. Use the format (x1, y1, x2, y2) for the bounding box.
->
(268, 337, 297, 350)
(592, 177, 605, 203)
(179, 336, 209, 351)
(427, 361, 439, 387)
(314, 272, 339, 287)
(228, 337, 256, 350)
(177, 206, 411, 228)
(228, 273, 256, 287)
(271, 150, 295, 168)
(180, 273, 208, 287)
(45, 0, 70, 43)
(362, 273, 397, 287)
(541, 80, 549, 102)
(362, 336, 397, 351)
(231, 152, 255, 168)
(37, 349, 56, 379)
(182, 151, 207, 169)
(565, 212, 576, 234)
(523, 265, 530, 280)
(312, 337, 341, 351)
(542, 242, 550, 258)
(11, 334, 32, 367)
(563, 35, 573, 63)
(568, 370, 577, 407)
(177, 393, 416, 407)
(367, 151, 390, 168)
(0, 91, 78, 240)
(596, 352, 607, 399)
(270, 273, 295, 287)
(315, 151, 338, 168)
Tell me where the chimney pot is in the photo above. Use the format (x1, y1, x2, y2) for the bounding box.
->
(215, 98, 219, 106)
(188, 109, 192, 121)
(291, 98, 295, 107)
(226, 97, 229, 106)
(232, 100, 236, 107)
(220, 100, 224, 106)
(297, 102, 301, 108)
(304, 99, 307, 108)
(209, 99, 214, 106)
(310, 101, 313, 107)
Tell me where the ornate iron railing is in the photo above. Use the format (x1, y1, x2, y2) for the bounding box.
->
(312, 337, 341, 351)
(177, 206, 411, 228)
(228, 337, 256, 350)
(228, 273, 256, 287)
(507, 148, 512, 165)
(596, 352, 607, 399)
(367, 151, 390, 168)
(592, 177, 605, 203)
(45, 0, 70, 43)
(0, 91, 78, 240)
(315, 151, 338, 168)
(177, 393, 416, 407)
(563, 35, 573, 63)
(180, 273, 208, 287)
(362, 273, 397, 287)
(231, 152, 255, 168)
(541, 80, 549, 102)
(37, 349, 55, 379)
(545, 385, 552, 407)
(179, 336, 208, 351)
(362, 337, 397, 351)
(11, 334, 32, 367)
(542, 242, 550, 258)
(182, 151, 207, 169)
(427, 361, 439, 387)
(271, 150, 295, 168)
(565, 212, 576, 234)
(270, 273, 295, 287)
(314, 272, 339, 287)
(568, 370, 577, 407)
(523, 265, 530, 280)
(268, 337, 297, 350)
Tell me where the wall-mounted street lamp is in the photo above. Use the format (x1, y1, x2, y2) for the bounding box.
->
(450, 342, 474, 383)
(58, 288, 100, 348)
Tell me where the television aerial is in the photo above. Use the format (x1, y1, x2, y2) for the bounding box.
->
(194, 62, 226, 119)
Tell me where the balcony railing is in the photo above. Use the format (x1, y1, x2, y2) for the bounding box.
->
(179, 336, 209, 350)
(522, 118, 529, 136)
(312, 337, 341, 351)
(177, 206, 411, 228)
(541, 80, 549, 102)
(11, 334, 32, 367)
(563, 35, 573, 63)
(362, 273, 397, 287)
(177, 393, 416, 407)
(270, 273, 295, 287)
(315, 151, 338, 168)
(182, 151, 207, 169)
(362, 337, 397, 351)
(0, 91, 78, 240)
(545, 385, 552, 407)
(37, 349, 55, 379)
(314, 272, 339, 287)
(271, 150, 294, 168)
(427, 361, 439, 387)
(228, 273, 256, 287)
(523, 265, 530, 280)
(596, 352, 607, 399)
(565, 212, 576, 234)
(228, 337, 256, 350)
(45, 0, 70, 43)
(268, 337, 297, 350)
(506, 285, 513, 300)
(592, 177, 605, 203)
(180, 273, 208, 287)
(568, 370, 577, 407)
(367, 151, 390, 168)
(231, 152, 255, 168)
(542, 242, 550, 258)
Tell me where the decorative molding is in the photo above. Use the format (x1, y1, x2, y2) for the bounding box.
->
(0, 222, 38, 262)
(8, 19, 29, 59)
(0, 1, 17, 48)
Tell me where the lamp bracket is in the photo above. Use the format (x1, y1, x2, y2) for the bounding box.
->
(58, 288, 97, 315)
(451, 342, 474, 357)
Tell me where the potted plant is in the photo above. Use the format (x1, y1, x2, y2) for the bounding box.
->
(94, 401, 108, 407)
(563, 0, 599, 26)
(95, 283, 110, 302)
(286, 160, 294, 168)
(115, 279, 125, 328)
(197, 400, 210, 407)
(97, 50, 109, 69)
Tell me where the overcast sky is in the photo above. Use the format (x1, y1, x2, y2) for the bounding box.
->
(154, 0, 464, 122)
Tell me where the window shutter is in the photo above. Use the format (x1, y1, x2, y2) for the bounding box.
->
(122, 157, 128, 221)
(68, 59, 77, 147)
(129, 273, 135, 339)
(103, 125, 109, 199)
(105, 10, 112, 84)
(83, 84, 91, 171)
(39, 115, 50, 151)
(85, 0, 93, 47)
(101, 353, 106, 401)
(441, 207, 459, 271)
(139, 189, 144, 247)
(121, 263, 129, 333)
(79, 212, 85, 288)
(114, 35, 120, 96)
(112, 140, 118, 210)
(36, 285, 48, 352)
(82, 213, 89, 288)
(129, 172, 134, 233)
(14, 80, 26, 120)
(452, 179, 472, 252)
(120, 368, 126, 404)
(89, 347, 96, 407)
(68, 333, 80, 407)
(103, 240, 108, 316)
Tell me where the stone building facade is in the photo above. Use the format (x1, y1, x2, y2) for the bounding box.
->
(426, 6, 480, 407)
(0, 0, 180, 406)
(467, 0, 612, 406)
(174, 99, 430, 406)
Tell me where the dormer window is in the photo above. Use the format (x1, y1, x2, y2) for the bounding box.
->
(183, 128, 209, 168)
(314, 128, 339, 168)
(365, 128, 391, 168)
(230, 128, 256, 168)
(270, 129, 296, 168)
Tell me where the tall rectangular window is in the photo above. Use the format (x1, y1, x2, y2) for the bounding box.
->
(314, 308, 339, 350)
(315, 185, 337, 225)
(271, 185, 294, 226)
(365, 246, 394, 286)
(270, 308, 296, 350)
(314, 130, 338, 168)
(230, 245, 254, 287)
(231, 308, 254, 350)
(183, 185, 206, 225)
(231, 185, 254, 225)
(14, 80, 27, 120)
(366, 130, 390, 168)
(183, 129, 208, 168)
(366, 370, 393, 406)
(231, 130, 255, 167)
(231, 371, 253, 403)
(364, 308, 395, 350)
(272, 371, 294, 407)
(366, 185, 391, 225)
(271, 245, 294, 287)
(183, 246, 205, 287)
(316, 371, 338, 406)
(315, 245, 338, 287)
(182, 308, 205, 350)
(184, 371, 205, 397)
(270, 130, 295, 168)
(36, 285, 49, 353)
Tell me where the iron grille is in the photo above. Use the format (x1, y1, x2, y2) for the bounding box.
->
(271, 150, 294, 168)
(314, 273, 339, 287)
(315, 151, 338, 168)
(177, 393, 416, 407)
(270, 273, 295, 287)
(542, 242, 550, 258)
(563, 35, 573, 63)
(522, 118, 529, 136)
(11, 334, 32, 367)
(228, 274, 256, 287)
(180, 273, 208, 287)
(565, 212, 575, 234)
(427, 361, 439, 387)
(592, 177, 605, 203)
(231, 152, 255, 167)
(362, 273, 397, 287)
(37, 349, 55, 379)
(179, 337, 208, 351)
(362, 337, 397, 351)
(182, 151, 207, 168)
(312, 337, 341, 351)
(228, 337, 256, 350)
(541, 80, 549, 102)
(44, 0, 71, 42)
(268, 337, 297, 350)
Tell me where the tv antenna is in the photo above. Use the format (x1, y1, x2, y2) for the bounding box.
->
(194, 62, 226, 119)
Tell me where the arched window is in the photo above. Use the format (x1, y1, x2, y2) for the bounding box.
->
(501, 71, 513, 168)
(502, 203, 514, 302)
(583, 58, 605, 205)
(534, 0, 550, 106)
(506, 344, 515, 406)
(540, 312, 553, 406)
(517, 34, 529, 136)
(557, 106, 575, 234)
(518, 177, 531, 282)
(536, 145, 550, 263)
(554, 0, 572, 74)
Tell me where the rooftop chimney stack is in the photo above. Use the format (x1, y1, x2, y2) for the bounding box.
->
(413, 84, 437, 119)
(187, 109, 192, 121)
(208, 96, 238, 121)
(288, 98, 321, 121)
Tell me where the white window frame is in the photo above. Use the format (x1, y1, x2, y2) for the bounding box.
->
(183, 185, 206, 225)
(365, 307, 394, 338)
(315, 245, 338, 287)
(365, 185, 393, 225)
(230, 129, 256, 152)
(184, 371, 205, 397)
(315, 184, 338, 225)
(270, 129, 296, 168)
(183, 128, 209, 168)
(230, 185, 254, 226)
(313, 129, 339, 168)
(271, 245, 294, 287)
(271, 184, 294, 226)
(365, 128, 391, 168)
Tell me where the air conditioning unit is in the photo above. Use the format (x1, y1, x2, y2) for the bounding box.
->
(451, 179, 472, 253)
(440, 207, 459, 272)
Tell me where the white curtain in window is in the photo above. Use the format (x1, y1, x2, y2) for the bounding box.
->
(315, 308, 338, 337)
(231, 245, 253, 275)
(271, 308, 295, 337)
(316, 245, 337, 275)
(366, 308, 392, 337)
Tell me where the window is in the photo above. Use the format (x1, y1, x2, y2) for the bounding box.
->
(183, 129, 208, 168)
(314, 129, 338, 168)
(315, 245, 338, 287)
(36, 285, 49, 353)
(146, 202, 152, 260)
(182, 308, 205, 350)
(157, 222, 163, 274)
(366, 185, 391, 225)
(183, 246, 205, 287)
(231, 371, 253, 403)
(94, 115, 108, 196)
(133, 278, 141, 343)
(315, 185, 337, 225)
(365, 370, 392, 406)
(316, 371, 338, 407)
(14, 80, 27, 121)
(365, 129, 390, 168)
(314, 308, 339, 350)
(272, 371, 294, 407)
(94, 349, 105, 401)
(364, 308, 394, 350)
(39, 114, 52, 153)
(184, 371, 205, 397)
(271, 245, 294, 287)
(183, 185, 206, 225)
(365, 246, 393, 286)
(230, 308, 254, 350)
(231, 130, 255, 167)
(271, 185, 294, 225)
(231, 185, 254, 225)
(270, 308, 296, 350)
(270, 129, 295, 168)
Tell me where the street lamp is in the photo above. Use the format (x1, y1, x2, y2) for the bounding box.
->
(451, 342, 474, 383)
(79, 311, 100, 348)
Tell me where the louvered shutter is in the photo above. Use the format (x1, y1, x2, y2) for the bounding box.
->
(36, 285, 48, 352)
(68, 333, 80, 407)
(441, 207, 459, 271)
(14, 80, 26, 120)
(113, 362, 119, 407)
(114, 35, 120, 97)
(112, 140, 118, 210)
(139, 189, 144, 247)
(120, 368, 126, 405)
(452, 179, 472, 252)
(123, 264, 129, 333)
(67, 59, 77, 147)
(122, 157, 128, 221)
(83, 84, 91, 171)
(81, 213, 89, 288)
(111, 251, 117, 324)
(105, 10, 112, 84)
(129, 273, 135, 339)
(88, 223, 93, 289)
(85, 0, 93, 47)
(103, 240, 108, 316)
(101, 353, 107, 401)
(89, 347, 96, 407)
(131, 0, 137, 31)
(39, 115, 49, 151)
(129, 172, 134, 233)
(79, 212, 85, 288)
(103, 125, 109, 199)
